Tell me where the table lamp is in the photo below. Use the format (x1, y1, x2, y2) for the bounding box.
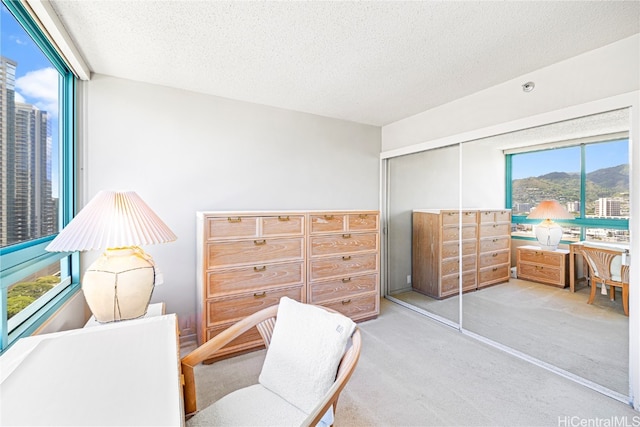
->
(46, 190, 177, 322)
(527, 200, 573, 251)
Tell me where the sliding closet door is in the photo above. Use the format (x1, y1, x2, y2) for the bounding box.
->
(386, 144, 461, 325)
(460, 110, 631, 398)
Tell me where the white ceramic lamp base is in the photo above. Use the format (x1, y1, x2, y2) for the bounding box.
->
(82, 247, 156, 323)
(534, 219, 563, 251)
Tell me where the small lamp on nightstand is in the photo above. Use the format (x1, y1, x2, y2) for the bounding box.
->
(46, 190, 177, 323)
(527, 200, 573, 251)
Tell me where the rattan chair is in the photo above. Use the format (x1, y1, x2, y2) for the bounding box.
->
(181, 301, 361, 426)
(581, 245, 629, 316)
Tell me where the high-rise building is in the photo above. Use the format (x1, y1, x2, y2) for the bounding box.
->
(0, 56, 56, 246)
(1, 56, 18, 246)
(567, 201, 580, 213)
(595, 197, 621, 217)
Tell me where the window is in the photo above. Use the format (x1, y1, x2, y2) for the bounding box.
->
(1, 1, 78, 352)
(507, 137, 629, 244)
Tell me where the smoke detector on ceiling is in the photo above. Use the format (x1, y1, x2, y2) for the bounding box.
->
(522, 81, 535, 92)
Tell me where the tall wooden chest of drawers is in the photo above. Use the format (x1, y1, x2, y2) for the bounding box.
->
(477, 210, 512, 289)
(412, 209, 511, 299)
(307, 211, 380, 322)
(196, 210, 379, 357)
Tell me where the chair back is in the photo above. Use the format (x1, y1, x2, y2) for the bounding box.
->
(581, 246, 620, 283)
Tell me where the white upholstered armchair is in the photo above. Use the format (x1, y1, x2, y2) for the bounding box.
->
(181, 297, 362, 426)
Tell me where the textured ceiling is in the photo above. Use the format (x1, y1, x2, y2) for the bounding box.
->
(50, 1, 640, 126)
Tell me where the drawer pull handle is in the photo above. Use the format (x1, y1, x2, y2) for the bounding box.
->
(278, 216, 290, 221)
(254, 240, 266, 245)
(342, 277, 352, 283)
(493, 238, 499, 242)
(465, 212, 474, 216)
(227, 217, 242, 223)
(254, 292, 266, 298)
(493, 224, 497, 228)
(492, 253, 498, 257)
(324, 215, 334, 220)
(493, 267, 498, 271)
(359, 214, 368, 219)
(254, 266, 266, 272)
(342, 256, 352, 261)
(342, 299, 352, 305)
(535, 266, 544, 270)
(342, 233, 351, 239)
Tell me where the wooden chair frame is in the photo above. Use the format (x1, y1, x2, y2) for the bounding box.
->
(580, 246, 629, 316)
(181, 304, 362, 426)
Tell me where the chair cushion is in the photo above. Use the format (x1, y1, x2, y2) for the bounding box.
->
(187, 384, 307, 427)
(259, 297, 356, 415)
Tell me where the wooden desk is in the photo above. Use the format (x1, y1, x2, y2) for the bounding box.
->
(0, 314, 184, 426)
(569, 241, 630, 292)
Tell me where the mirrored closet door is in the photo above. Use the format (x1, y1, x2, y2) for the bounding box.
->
(384, 108, 632, 400)
(385, 144, 462, 326)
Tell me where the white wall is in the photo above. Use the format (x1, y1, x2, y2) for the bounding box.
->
(382, 34, 640, 152)
(81, 75, 381, 336)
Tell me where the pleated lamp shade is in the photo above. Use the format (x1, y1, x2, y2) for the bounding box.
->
(46, 190, 177, 252)
(526, 200, 574, 220)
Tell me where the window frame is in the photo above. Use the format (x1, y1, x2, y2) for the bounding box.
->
(0, 0, 80, 353)
(505, 140, 630, 243)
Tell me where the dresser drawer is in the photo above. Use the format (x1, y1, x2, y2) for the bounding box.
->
(309, 214, 345, 234)
(441, 270, 477, 295)
(207, 285, 304, 326)
(261, 215, 304, 237)
(441, 255, 477, 276)
(206, 216, 258, 240)
(479, 236, 510, 252)
(310, 232, 378, 256)
(308, 274, 378, 304)
(206, 261, 304, 297)
(319, 293, 378, 321)
(441, 211, 477, 226)
(442, 225, 477, 242)
(479, 210, 511, 224)
(310, 253, 377, 281)
(205, 323, 263, 352)
(347, 213, 379, 231)
(478, 250, 510, 268)
(479, 264, 510, 285)
(442, 240, 477, 258)
(207, 238, 304, 269)
(518, 248, 563, 267)
(518, 263, 562, 285)
(479, 223, 511, 238)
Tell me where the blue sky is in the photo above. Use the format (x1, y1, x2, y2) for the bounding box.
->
(512, 139, 629, 179)
(2, 4, 60, 193)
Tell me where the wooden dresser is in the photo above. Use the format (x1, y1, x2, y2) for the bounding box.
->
(196, 210, 379, 356)
(477, 210, 512, 289)
(516, 245, 569, 288)
(307, 211, 380, 321)
(412, 209, 511, 299)
(196, 212, 306, 358)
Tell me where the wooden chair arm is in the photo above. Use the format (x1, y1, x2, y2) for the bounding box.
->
(181, 304, 279, 416)
(302, 328, 362, 427)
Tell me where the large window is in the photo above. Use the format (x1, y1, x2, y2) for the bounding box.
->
(507, 137, 629, 243)
(0, 1, 78, 352)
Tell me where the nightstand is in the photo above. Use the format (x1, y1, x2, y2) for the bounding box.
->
(84, 302, 166, 327)
(516, 245, 570, 288)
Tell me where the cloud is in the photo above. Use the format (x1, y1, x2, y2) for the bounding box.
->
(15, 67, 58, 117)
(14, 91, 25, 103)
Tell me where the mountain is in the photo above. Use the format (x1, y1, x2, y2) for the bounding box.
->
(512, 164, 629, 209)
